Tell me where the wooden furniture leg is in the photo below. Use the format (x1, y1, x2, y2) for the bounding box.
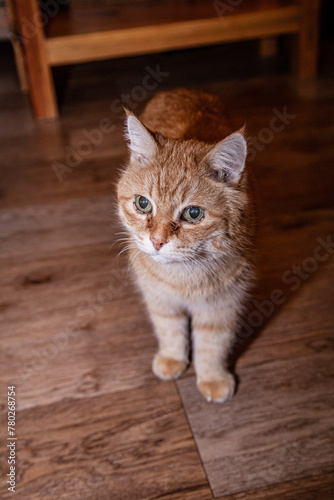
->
(297, 0, 322, 79)
(12, 0, 58, 119)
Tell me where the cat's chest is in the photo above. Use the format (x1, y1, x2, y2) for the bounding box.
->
(133, 253, 220, 301)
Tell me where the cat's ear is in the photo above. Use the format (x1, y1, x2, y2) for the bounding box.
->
(206, 129, 247, 185)
(124, 109, 157, 166)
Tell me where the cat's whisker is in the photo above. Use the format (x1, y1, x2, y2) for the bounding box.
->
(116, 244, 137, 259)
(115, 237, 133, 245)
(115, 230, 130, 235)
(126, 249, 141, 275)
(113, 243, 137, 268)
(118, 244, 136, 254)
(109, 238, 131, 251)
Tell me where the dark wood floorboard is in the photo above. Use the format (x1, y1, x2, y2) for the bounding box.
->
(178, 350, 334, 496)
(219, 473, 334, 500)
(0, 37, 333, 499)
(0, 384, 212, 499)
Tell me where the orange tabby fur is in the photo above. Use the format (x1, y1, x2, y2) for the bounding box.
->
(117, 89, 255, 403)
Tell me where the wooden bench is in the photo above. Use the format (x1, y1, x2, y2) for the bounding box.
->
(7, 0, 322, 119)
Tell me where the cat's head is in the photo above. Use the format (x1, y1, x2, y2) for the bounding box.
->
(117, 112, 249, 265)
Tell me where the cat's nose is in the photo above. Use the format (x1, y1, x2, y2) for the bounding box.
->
(150, 235, 168, 251)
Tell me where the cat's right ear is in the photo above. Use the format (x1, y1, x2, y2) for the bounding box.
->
(206, 129, 247, 185)
(124, 109, 157, 166)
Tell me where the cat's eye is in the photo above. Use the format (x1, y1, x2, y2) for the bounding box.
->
(134, 195, 152, 214)
(181, 206, 205, 223)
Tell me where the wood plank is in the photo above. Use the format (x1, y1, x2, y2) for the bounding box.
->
(177, 351, 334, 497)
(46, 7, 300, 66)
(0, 118, 126, 208)
(218, 473, 334, 499)
(231, 260, 334, 375)
(0, 260, 159, 410)
(0, 385, 212, 499)
(45, 0, 299, 37)
(0, 195, 115, 259)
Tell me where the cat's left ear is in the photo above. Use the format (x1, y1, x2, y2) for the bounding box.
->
(206, 129, 247, 185)
(124, 109, 157, 166)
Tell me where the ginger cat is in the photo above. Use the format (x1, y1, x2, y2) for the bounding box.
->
(117, 89, 255, 403)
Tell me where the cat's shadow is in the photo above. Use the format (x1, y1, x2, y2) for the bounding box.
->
(227, 211, 329, 378)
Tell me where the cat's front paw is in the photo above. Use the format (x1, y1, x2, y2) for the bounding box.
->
(153, 354, 188, 381)
(197, 373, 235, 403)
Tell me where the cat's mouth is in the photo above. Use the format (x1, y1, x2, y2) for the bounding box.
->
(134, 236, 209, 265)
(136, 242, 184, 265)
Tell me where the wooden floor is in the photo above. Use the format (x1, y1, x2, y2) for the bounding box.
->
(0, 39, 333, 499)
